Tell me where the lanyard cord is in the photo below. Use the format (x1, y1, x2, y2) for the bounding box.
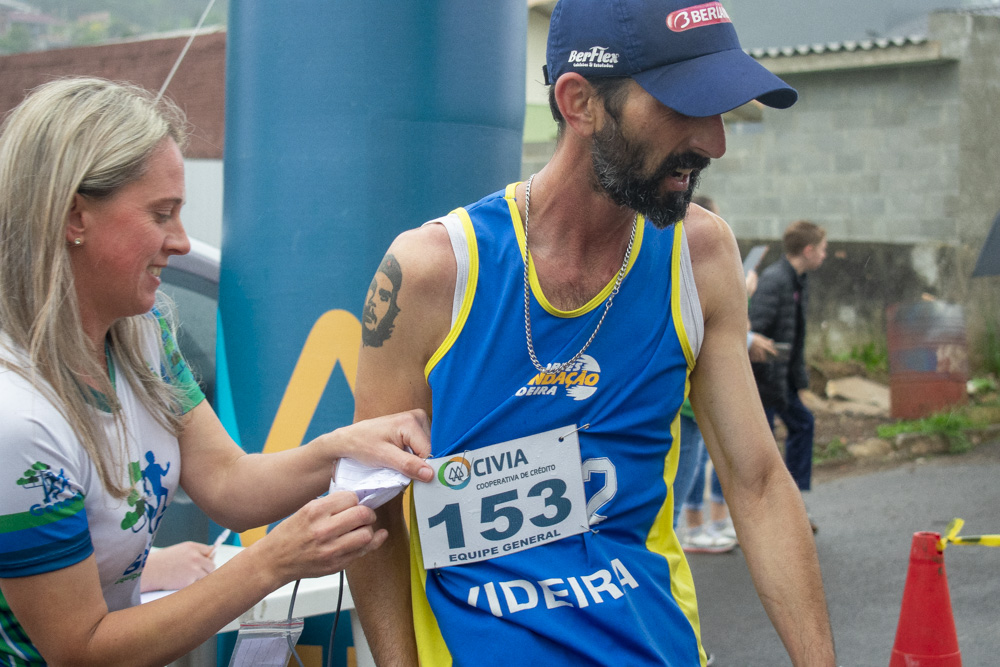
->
(287, 579, 305, 667)
(326, 571, 346, 667)
(285, 570, 347, 667)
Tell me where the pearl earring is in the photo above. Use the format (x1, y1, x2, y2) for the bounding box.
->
(73, 238, 83, 246)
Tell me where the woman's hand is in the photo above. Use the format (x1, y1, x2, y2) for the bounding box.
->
(178, 405, 434, 532)
(324, 408, 434, 483)
(140, 542, 215, 593)
(253, 491, 388, 585)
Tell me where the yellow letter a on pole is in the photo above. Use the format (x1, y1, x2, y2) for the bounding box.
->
(239, 309, 361, 545)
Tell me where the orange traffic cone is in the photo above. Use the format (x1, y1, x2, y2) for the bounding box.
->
(889, 531, 962, 666)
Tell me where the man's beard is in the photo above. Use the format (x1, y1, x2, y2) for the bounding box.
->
(591, 116, 711, 229)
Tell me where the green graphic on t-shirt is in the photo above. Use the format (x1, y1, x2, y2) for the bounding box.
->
(118, 451, 172, 581)
(16, 462, 50, 486)
(120, 489, 147, 531)
(120, 460, 147, 531)
(16, 462, 73, 506)
(118, 452, 170, 534)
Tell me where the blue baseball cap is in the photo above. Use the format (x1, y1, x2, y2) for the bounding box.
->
(544, 0, 797, 117)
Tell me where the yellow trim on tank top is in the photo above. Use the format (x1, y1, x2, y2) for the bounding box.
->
(409, 499, 453, 665)
(645, 396, 708, 666)
(507, 182, 646, 318)
(424, 208, 480, 380)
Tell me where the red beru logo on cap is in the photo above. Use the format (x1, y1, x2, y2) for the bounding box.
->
(666, 2, 731, 32)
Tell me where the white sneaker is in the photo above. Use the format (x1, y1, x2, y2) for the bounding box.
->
(710, 517, 738, 543)
(681, 526, 737, 554)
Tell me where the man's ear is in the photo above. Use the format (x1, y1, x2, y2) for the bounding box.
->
(553, 73, 606, 138)
(65, 193, 88, 245)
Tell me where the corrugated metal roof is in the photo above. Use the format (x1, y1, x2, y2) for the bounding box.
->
(750, 35, 929, 60)
(751, 4, 1000, 59)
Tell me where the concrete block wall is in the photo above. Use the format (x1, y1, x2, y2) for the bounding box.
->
(947, 13, 1000, 356)
(701, 56, 965, 359)
(700, 62, 963, 246)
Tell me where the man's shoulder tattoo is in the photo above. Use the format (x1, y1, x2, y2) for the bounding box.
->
(362, 253, 403, 348)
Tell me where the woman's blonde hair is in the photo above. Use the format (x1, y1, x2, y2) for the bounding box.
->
(0, 77, 189, 498)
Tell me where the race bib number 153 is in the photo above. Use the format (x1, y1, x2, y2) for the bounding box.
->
(412, 426, 590, 570)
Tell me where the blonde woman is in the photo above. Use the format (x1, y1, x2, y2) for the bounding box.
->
(0, 77, 433, 666)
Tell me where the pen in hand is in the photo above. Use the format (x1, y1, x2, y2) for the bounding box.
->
(209, 529, 231, 559)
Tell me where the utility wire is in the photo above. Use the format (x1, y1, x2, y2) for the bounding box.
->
(156, 0, 217, 102)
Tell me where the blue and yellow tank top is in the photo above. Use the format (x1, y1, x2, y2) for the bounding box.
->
(410, 184, 707, 666)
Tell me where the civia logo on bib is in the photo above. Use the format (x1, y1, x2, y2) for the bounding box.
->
(438, 456, 472, 490)
(515, 354, 602, 401)
(666, 2, 732, 32)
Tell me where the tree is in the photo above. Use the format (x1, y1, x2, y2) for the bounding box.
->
(0, 25, 35, 55)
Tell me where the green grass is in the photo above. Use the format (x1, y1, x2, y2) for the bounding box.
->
(813, 437, 849, 464)
(968, 376, 998, 395)
(876, 411, 979, 454)
(849, 341, 888, 374)
(826, 339, 889, 375)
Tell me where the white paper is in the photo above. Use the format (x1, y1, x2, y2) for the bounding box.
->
(228, 636, 293, 667)
(139, 589, 174, 603)
(331, 458, 411, 508)
(227, 618, 304, 667)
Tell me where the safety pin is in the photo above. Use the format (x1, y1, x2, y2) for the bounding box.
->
(558, 423, 590, 442)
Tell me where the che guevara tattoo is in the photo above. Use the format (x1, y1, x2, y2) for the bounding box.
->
(362, 254, 402, 347)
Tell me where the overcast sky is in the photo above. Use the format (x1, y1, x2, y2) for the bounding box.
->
(728, 0, 999, 49)
(20, 0, 1000, 53)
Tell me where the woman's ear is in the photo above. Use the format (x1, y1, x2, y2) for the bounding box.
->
(65, 193, 88, 246)
(553, 73, 606, 139)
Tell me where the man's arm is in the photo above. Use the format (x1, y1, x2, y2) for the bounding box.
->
(685, 209, 835, 665)
(346, 224, 456, 666)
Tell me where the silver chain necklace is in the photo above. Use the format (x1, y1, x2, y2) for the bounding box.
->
(522, 174, 638, 374)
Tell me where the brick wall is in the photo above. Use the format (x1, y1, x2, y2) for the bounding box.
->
(0, 30, 226, 158)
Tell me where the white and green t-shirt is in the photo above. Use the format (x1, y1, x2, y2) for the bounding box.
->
(0, 312, 204, 665)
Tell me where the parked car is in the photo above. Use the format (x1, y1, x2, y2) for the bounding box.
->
(154, 237, 220, 547)
(160, 236, 220, 405)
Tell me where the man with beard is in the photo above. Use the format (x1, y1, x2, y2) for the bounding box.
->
(347, 0, 836, 665)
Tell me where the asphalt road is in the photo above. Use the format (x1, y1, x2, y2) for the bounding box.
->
(689, 439, 1000, 666)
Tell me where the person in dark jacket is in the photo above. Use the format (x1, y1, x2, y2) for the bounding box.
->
(749, 220, 827, 515)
